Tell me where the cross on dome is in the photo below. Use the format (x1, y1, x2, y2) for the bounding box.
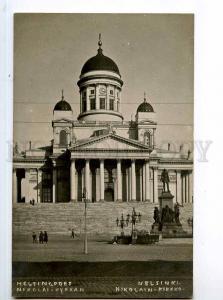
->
(98, 33, 102, 49)
(61, 89, 64, 101)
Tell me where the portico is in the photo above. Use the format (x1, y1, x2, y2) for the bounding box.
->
(68, 132, 153, 203)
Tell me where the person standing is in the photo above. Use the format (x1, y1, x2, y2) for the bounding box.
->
(39, 231, 43, 244)
(32, 232, 37, 243)
(43, 231, 48, 244)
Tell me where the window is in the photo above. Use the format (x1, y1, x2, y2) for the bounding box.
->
(100, 98, 105, 109)
(82, 99, 86, 112)
(90, 98, 96, 110)
(109, 99, 114, 110)
(90, 89, 95, 95)
(144, 131, 151, 146)
(59, 130, 67, 146)
(117, 101, 120, 112)
(110, 90, 114, 95)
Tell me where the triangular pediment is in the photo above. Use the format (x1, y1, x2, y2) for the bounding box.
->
(70, 134, 150, 151)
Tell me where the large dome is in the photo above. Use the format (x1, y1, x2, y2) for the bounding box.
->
(81, 48, 120, 76)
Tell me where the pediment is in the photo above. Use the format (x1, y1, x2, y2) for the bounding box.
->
(71, 134, 150, 151)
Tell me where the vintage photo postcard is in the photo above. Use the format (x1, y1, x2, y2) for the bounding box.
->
(12, 13, 193, 298)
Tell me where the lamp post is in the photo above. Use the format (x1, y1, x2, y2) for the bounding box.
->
(116, 208, 141, 240)
(116, 213, 128, 236)
(82, 187, 88, 254)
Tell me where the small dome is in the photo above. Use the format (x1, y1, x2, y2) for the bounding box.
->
(54, 91, 72, 111)
(137, 95, 154, 113)
(81, 48, 120, 76)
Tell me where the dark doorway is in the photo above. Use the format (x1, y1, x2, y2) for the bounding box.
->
(105, 188, 114, 202)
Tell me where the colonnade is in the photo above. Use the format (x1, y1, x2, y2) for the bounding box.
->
(69, 159, 152, 202)
(12, 164, 193, 204)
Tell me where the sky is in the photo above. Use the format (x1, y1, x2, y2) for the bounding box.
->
(13, 13, 193, 151)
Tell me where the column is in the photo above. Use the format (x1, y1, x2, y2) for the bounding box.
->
(24, 169, 30, 203)
(131, 160, 136, 201)
(117, 160, 122, 201)
(126, 169, 129, 202)
(188, 171, 193, 203)
(100, 160, 104, 201)
(89, 170, 92, 202)
(37, 169, 42, 203)
(86, 87, 90, 111)
(145, 160, 150, 201)
(150, 169, 153, 201)
(70, 160, 77, 202)
(139, 166, 143, 201)
(13, 168, 17, 204)
(106, 84, 110, 110)
(182, 174, 185, 204)
(80, 92, 82, 113)
(85, 159, 90, 200)
(142, 164, 146, 201)
(52, 168, 57, 203)
(185, 172, 189, 203)
(96, 168, 100, 202)
(176, 170, 182, 204)
(96, 84, 99, 109)
(153, 167, 158, 203)
(128, 167, 131, 201)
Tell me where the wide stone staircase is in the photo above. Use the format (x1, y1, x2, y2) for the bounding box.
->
(13, 202, 193, 238)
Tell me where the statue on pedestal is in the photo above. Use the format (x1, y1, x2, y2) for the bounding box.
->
(161, 169, 170, 192)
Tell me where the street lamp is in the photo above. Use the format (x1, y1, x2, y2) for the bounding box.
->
(116, 213, 128, 236)
(116, 208, 141, 239)
(82, 187, 88, 254)
(130, 208, 141, 237)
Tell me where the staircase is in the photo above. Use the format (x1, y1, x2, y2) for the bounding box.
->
(13, 202, 193, 238)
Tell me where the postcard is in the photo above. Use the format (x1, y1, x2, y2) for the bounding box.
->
(12, 13, 193, 299)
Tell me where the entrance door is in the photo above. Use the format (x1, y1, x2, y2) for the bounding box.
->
(104, 169, 114, 201)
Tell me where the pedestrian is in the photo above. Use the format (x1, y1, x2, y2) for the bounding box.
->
(32, 232, 37, 243)
(43, 231, 48, 244)
(71, 229, 75, 239)
(39, 231, 44, 244)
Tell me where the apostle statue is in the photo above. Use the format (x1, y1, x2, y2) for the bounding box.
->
(160, 169, 170, 192)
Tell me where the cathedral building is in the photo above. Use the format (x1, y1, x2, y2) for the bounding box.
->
(13, 37, 193, 208)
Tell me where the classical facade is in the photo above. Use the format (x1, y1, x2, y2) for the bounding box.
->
(13, 38, 193, 205)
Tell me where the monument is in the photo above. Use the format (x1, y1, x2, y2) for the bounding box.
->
(151, 169, 187, 237)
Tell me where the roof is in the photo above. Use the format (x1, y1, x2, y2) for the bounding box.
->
(54, 100, 72, 111)
(137, 101, 154, 113)
(81, 48, 120, 75)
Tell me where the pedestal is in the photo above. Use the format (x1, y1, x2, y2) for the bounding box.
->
(151, 190, 188, 237)
(159, 191, 174, 210)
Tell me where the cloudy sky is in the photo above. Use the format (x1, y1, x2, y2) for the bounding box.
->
(13, 13, 193, 151)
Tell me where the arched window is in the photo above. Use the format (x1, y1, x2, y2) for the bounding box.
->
(144, 131, 152, 146)
(59, 130, 67, 146)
